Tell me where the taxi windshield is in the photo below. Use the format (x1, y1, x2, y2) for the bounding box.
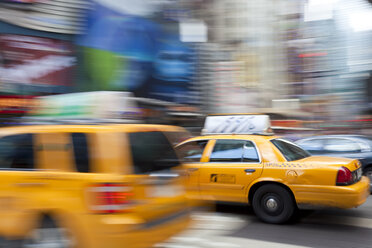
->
(271, 138, 311, 162)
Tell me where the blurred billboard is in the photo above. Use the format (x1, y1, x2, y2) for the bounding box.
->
(77, 0, 197, 104)
(0, 0, 88, 34)
(0, 0, 36, 3)
(0, 95, 37, 115)
(0, 34, 75, 93)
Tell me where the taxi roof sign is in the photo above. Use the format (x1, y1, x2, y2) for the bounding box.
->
(202, 114, 273, 135)
(28, 91, 141, 123)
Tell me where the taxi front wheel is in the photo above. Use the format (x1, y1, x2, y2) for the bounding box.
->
(252, 184, 296, 224)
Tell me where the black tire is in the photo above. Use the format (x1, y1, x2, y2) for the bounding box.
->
(252, 184, 296, 224)
(363, 167, 372, 190)
(363, 167, 372, 185)
(21, 216, 73, 248)
(0, 238, 23, 248)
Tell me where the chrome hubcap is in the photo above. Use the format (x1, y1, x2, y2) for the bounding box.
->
(266, 198, 278, 210)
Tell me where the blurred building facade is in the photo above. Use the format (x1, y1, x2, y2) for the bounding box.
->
(0, 0, 371, 128)
(193, 0, 291, 114)
(293, 0, 372, 123)
(194, 0, 372, 123)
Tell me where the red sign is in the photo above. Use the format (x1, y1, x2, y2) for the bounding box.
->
(0, 95, 39, 114)
(298, 52, 327, 58)
(0, 34, 75, 87)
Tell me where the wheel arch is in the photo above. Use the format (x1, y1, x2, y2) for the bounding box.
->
(32, 210, 86, 245)
(35, 210, 67, 225)
(363, 164, 372, 172)
(248, 180, 296, 206)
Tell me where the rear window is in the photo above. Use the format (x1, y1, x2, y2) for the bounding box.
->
(0, 134, 34, 170)
(129, 131, 180, 174)
(271, 138, 310, 162)
(210, 139, 245, 162)
(209, 139, 260, 163)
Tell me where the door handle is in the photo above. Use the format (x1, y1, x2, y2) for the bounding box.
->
(14, 182, 47, 187)
(187, 168, 199, 172)
(244, 169, 256, 174)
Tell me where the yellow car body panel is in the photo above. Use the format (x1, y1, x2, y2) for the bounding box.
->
(178, 134, 370, 209)
(0, 124, 191, 248)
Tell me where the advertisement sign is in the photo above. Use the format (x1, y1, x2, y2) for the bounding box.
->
(0, 0, 87, 33)
(0, 95, 38, 114)
(180, 21, 207, 42)
(202, 115, 272, 135)
(77, 0, 197, 104)
(0, 34, 75, 91)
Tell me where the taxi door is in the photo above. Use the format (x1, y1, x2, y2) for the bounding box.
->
(176, 140, 209, 199)
(0, 133, 37, 237)
(0, 132, 77, 237)
(198, 139, 263, 203)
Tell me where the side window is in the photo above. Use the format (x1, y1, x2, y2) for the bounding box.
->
(0, 134, 34, 170)
(163, 131, 191, 146)
(297, 139, 324, 153)
(210, 140, 245, 163)
(176, 140, 208, 162)
(324, 139, 361, 153)
(129, 132, 180, 174)
(71, 133, 90, 173)
(243, 141, 260, 162)
(357, 141, 370, 152)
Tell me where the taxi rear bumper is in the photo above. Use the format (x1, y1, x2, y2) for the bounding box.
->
(80, 209, 191, 248)
(293, 176, 370, 209)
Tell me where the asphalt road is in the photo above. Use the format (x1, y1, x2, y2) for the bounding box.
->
(158, 196, 372, 248)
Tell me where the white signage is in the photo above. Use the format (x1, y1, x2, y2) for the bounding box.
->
(31, 91, 141, 122)
(180, 21, 207, 43)
(202, 115, 272, 135)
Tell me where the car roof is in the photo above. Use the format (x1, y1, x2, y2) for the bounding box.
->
(207, 113, 264, 116)
(297, 135, 371, 141)
(180, 134, 279, 143)
(0, 124, 185, 135)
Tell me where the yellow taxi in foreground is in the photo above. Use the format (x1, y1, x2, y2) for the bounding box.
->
(176, 115, 370, 224)
(0, 124, 191, 248)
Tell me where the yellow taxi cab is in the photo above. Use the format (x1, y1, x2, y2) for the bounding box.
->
(0, 124, 191, 248)
(176, 114, 370, 224)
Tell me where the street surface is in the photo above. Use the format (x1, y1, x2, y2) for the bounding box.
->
(158, 196, 372, 248)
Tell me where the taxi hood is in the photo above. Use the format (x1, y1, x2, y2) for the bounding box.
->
(297, 156, 360, 171)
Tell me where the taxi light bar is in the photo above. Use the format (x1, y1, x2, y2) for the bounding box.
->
(336, 167, 353, 186)
(88, 183, 133, 214)
(29, 91, 142, 123)
(202, 114, 273, 135)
